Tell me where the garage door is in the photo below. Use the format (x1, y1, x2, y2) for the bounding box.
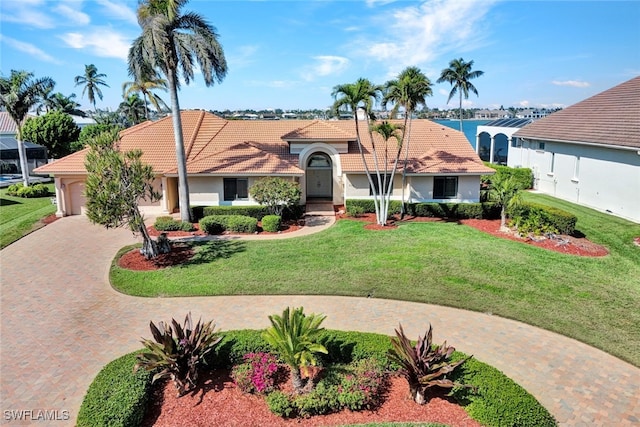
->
(68, 182, 86, 215)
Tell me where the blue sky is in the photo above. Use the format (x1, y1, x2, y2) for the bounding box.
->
(1, 0, 639, 113)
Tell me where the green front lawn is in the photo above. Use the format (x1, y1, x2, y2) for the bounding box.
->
(111, 193, 640, 366)
(0, 184, 56, 249)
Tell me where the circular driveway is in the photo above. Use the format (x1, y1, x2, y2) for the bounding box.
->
(1, 216, 638, 425)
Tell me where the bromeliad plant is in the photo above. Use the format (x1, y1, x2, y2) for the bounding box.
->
(134, 312, 221, 396)
(262, 307, 328, 394)
(389, 323, 472, 404)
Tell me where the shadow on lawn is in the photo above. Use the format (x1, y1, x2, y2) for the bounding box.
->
(185, 240, 246, 266)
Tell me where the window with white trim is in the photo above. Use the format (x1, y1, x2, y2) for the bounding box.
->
(369, 174, 392, 196)
(223, 178, 249, 201)
(434, 176, 458, 199)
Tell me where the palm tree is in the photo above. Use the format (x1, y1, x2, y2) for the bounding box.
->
(118, 94, 147, 127)
(0, 70, 55, 186)
(122, 66, 169, 120)
(332, 78, 388, 224)
(49, 93, 84, 116)
(383, 67, 433, 216)
(128, 0, 227, 222)
(74, 64, 110, 111)
(370, 120, 404, 222)
(262, 307, 327, 393)
(437, 58, 484, 132)
(488, 174, 522, 231)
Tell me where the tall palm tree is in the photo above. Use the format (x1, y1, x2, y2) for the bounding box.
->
(128, 0, 227, 222)
(437, 58, 484, 132)
(118, 93, 147, 127)
(0, 70, 55, 186)
(50, 93, 84, 116)
(122, 66, 169, 120)
(332, 78, 386, 224)
(74, 64, 110, 111)
(383, 66, 432, 215)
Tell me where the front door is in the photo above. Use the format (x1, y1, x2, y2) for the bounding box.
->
(306, 153, 332, 199)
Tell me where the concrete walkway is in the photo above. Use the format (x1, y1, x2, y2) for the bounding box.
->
(1, 215, 639, 426)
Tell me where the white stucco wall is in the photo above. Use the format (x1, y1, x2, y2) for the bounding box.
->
(409, 175, 482, 202)
(344, 173, 402, 199)
(508, 139, 640, 223)
(187, 176, 301, 207)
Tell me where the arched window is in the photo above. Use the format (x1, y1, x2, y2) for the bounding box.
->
(307, 153, 331, 168)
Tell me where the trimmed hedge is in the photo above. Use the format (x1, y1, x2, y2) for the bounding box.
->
(6, 183, 50, 198)
(262, 215, 281, 232)
(153, 216, 194, 232)
(508, 202, 577, 235)
(346, 199, 501, 220)
(199, 215, 258, 234)
(77, 351, 153, 427)
(81, 330, 556, 427)
(202, 206, 269, 220)
(483, 164, 533, 190)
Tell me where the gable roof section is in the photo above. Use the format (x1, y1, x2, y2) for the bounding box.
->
(281, 120, 356, 141)
(34, 111, 491, 176)
(514, 76, 640, 148)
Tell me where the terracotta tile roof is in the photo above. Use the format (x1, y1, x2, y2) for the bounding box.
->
(0, 112, 35, 134)
(282, 120, 355, 140)
(34, 111, 492, 176)
(514, 76, 640, 148)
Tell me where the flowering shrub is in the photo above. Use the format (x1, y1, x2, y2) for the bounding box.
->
(337, 358, 386, 410)
(232, 352, 280, 394)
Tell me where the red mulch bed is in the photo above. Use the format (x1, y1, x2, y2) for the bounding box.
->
(141, 369, 481, 427)
(118, 243, 195, 271)
(40, 213, 59, 225)
(146, 220, 304, 238)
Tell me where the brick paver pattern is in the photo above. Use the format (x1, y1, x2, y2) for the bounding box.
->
(1, 215, 639, 426)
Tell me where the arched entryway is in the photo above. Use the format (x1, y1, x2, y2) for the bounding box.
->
(306, 152, 332, 199)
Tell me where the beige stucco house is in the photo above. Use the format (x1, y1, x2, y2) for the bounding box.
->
(34, 111, 494, 217)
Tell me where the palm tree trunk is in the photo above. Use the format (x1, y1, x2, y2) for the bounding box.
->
(400, 113, 411, 217)
(15, 125, 30, 187)
(137, 209, 159, 259)
(352, 113, 379, 223)
(167, 67, 192, 222)
(458, 90, 463, 132)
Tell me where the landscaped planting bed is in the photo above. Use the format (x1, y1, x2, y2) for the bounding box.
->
(78, 328, 556, 427)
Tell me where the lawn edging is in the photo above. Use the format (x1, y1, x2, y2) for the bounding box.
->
(77, 330, 556, 427)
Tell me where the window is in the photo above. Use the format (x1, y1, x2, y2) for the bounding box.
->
(538, 142, 545, 150)
(223, 178, 248, 201)
(434, 176, 458, 199)
(549, 152, 555, 175)
(369, 174, 392, 196)
(572, 156, 580, 181)
(307, 153, 331, 168)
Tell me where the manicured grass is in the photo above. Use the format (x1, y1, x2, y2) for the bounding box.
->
(0, 184, 56, 249)
(111, 193, 640, 366)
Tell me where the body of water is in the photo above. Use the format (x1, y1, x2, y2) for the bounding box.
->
(434, 119, 489, 150)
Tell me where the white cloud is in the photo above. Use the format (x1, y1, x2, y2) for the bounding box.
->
(0, 34, 61, 64)
(95, 0, 138, 25)
(365, 0, 398, 7)
(60, 28, 131, 60)
(228, 45, 259, 69)
(54, 2, 91, 26)
(519, 100, 530, 107)
(552, 80, 590, 88)
(358, 0, 498, 71)
(301, 56, 350, 81)
(0, 0, 56, 29)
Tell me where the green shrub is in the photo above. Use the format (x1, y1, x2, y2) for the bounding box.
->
(408, 203, 499, 220)
(190, 206, 206, 222)
(509, 202, 577, 235)
(345, 199, 402, 216)
(6, 183, 49, 198)
(153, 216, 194, 232)
(207, 330, 270, 367)
(77, 352, 152, 427)
(202, 205, 269, 219)
(451, 355, 556, 427)
(317, 330, 393, 367)
(483, 164, 533, 190)
(231, 352, 280, 394)
(199, 215, 225, 234)
(199, 214, 258, 234)
(262, 215, 281, 232)
(266, 390, 294, 417)
(282, 204, 305, 220)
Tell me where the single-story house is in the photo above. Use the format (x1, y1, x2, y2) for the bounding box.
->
(34, 110, 494, 217)
(0, 112, 48, 174)
(511, 76, 640, 223)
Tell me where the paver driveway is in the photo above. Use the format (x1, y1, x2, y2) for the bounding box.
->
(1, 216, 639, 426)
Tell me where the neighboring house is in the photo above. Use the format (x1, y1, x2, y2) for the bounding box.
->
(475, 118, 533, 164)
(516, 109, 551, 119)
(474, 109, 512, 120)
(0, 111, 48, 174)
(34, 110, 494, 217)
(511, 76, 640, 223)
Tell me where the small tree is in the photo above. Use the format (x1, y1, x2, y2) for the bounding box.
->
(84, 130, 168, 259)
(21, 110, 80, 159)
(249, 177, 301, 216)
(488, 174, 522, 231)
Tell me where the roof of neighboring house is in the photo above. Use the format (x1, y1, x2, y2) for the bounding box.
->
(34, 110, 493, 176)
(0, 112, 37, 134)
(514, 76, 640, 148)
